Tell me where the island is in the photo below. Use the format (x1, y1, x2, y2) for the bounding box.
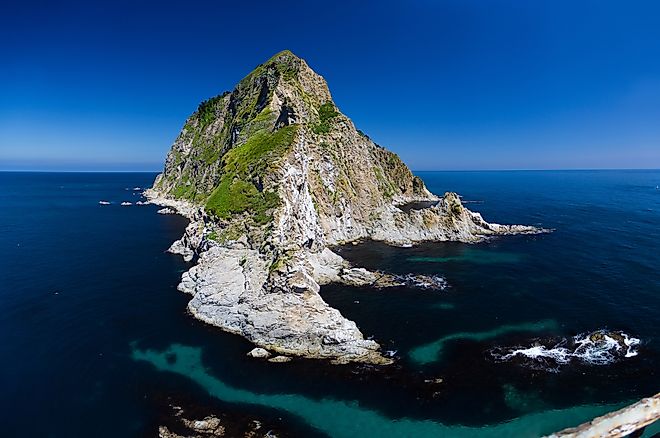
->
(146, 50, 544, 365)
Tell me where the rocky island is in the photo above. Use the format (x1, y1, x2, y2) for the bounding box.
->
(146, 50, 544, 365)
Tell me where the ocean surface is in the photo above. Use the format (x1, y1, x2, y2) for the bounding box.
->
(1, 170, 658, 437)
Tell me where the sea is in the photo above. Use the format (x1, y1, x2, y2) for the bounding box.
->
(1, 170, 658, 437)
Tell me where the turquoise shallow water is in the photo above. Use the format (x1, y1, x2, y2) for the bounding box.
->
(408, 248, 523, 264)
(1, 170, 659, 436)
(132, 343, 627, 437)
(408, 319, 560, 365)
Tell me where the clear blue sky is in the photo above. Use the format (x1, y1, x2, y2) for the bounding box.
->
(1, 0, 659, 171)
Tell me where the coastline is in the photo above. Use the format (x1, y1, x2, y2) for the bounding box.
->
(144, 185, 547, 365)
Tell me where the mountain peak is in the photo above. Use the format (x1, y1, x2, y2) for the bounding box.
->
(153, 50, 409, 217)
(241, 49, 305, 84)
(268, 49, 300, 62)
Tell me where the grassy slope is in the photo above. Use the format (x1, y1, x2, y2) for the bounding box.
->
(205, 124, 298, 224)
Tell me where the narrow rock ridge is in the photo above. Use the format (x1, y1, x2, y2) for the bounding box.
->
(147, 50, 547, 364)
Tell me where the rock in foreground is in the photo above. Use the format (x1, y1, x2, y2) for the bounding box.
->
(545, 392, 660, 438)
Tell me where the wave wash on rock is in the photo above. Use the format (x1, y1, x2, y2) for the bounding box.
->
(146, 50, 545, 364)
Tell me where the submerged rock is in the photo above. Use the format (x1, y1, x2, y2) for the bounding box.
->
(424, 378, 444, 384)
(146, 50, 547, 364)
(589, 330, 627, 348)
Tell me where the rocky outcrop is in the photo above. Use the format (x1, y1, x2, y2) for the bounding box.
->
(176, 243, 387, 364)
(147, 50, 546, 364)
(158, 404, 284, 438)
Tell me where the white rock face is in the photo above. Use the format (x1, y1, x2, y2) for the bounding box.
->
(175, 244, 387, 364)
(273, 136, 326, 251)
(247, 348, 270, 359)
(146, 51, 548, 364)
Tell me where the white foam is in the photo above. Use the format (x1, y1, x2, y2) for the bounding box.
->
(492, 330, 640, 369)
(121, 202, 132, 206)
(497, 345, 572, 364)
(624, 336, 641, 357)
(572, 332, 641, 364)
(98, 201, 111, 205)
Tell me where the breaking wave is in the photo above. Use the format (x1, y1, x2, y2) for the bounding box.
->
(490, 330, 640, 371)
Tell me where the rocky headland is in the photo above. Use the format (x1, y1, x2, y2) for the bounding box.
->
(146, 50, 546, 365)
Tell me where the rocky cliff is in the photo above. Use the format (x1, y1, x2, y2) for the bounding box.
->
(147, 50, 544, 364)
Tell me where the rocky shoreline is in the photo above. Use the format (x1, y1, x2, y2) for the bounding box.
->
(146, 187, 545, 365)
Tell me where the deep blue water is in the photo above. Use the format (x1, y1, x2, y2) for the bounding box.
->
(0, 170, 658, 437)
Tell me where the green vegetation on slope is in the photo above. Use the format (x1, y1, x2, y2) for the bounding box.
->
(239, 50, 299, 91)
(197, 93, 229, 128)
(312, 101, 338, 134)
(205, 125, 298, 224)
(374, 166, 395, 200)
(207, 223, 243, 243)
(160, 51, 314, 224)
